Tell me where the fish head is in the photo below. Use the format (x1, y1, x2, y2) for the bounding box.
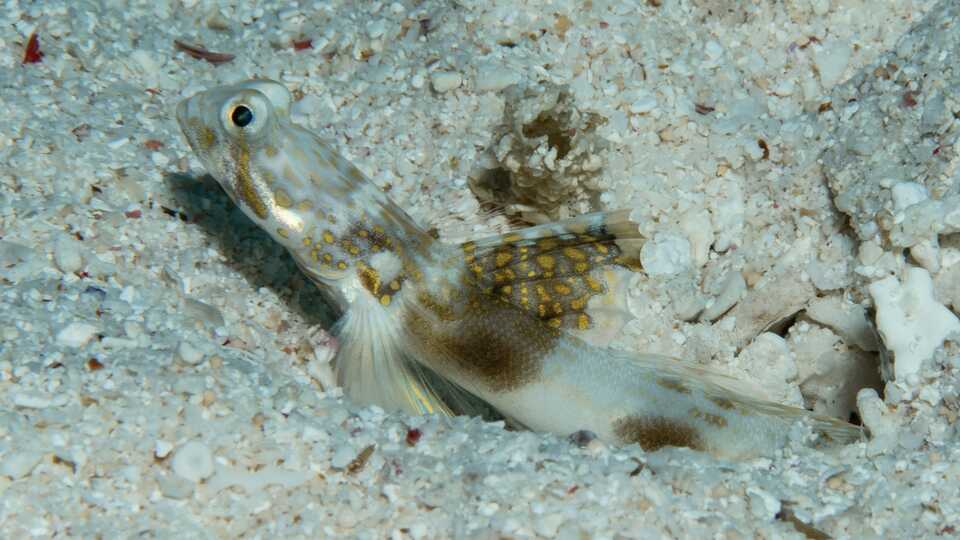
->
(176, 79, 295, 226)
(176, 79, 433, 292)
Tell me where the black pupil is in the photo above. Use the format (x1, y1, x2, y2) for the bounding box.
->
(232, 106, 253, 127)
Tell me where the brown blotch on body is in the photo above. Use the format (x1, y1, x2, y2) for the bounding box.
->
(233, 145, 268, 219)
(199, 126, 217, 150)
(613, 415, 704, 451)
(691, 407, 729, 428)
(656, 377, 691, 395)
(709, 396, 736, 410)
(406, 289, 558, 393)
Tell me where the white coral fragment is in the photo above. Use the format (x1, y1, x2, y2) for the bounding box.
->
(868, 267, 960, 380)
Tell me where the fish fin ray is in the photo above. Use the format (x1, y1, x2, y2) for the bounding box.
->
(457, 210, 645, 341)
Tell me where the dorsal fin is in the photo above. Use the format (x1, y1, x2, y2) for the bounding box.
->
(455, 210, 646, 345)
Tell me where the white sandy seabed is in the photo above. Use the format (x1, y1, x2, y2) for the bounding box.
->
(2, 0, 960, 537)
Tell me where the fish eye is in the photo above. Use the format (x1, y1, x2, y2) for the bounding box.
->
(231, 105, 253, 127)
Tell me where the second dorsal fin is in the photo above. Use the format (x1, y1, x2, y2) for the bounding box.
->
(456, 210, 646, 345)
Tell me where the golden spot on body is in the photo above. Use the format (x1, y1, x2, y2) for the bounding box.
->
(471, 263, 483, 275)
(535, 285, 551, 302)
(322, 231, 335, 244)
(357, 264, 382, 295)
(323, 253, 333, 263)
(233, 145, 268, 219)
(536, 254, 555, 270)
(297, 200, 313, 211)
(494, 250, 513, 268)
(546, 317, 562, 328)
(199, 126, 217, 150)
(527, 270, 537, 278)
(553, 283, 572, 295)
(500, 285, 513, 295)
(276, 227, 289, 238)
(503, 233, 523, 243)
(282, 165, 297, 184)
(373, 224, 385, 235)
(310, 249, 320, 262)
(577, 313, 591, 330)
(563, 247, 587, 261)
(574, 261, 590, 273)
(357, 229, 369, 238)
(538, 238, 559, 251)
(596, 244, 609, 254)
(570, 296, 588, 311)
(264, 145, 278, 157)
(538, 303, 547, 317)
(380, 294, 391, 306)
(657, 378, 691, 394)
(462, 241, 476, 253)
(584, 276, 603, 292)
(494, 268, 516, 283)
(613, 415, 704, 451)
(551, 302, 563, 315)
(691, 408, 728, 428)
(302, 236, 312, 246)
(709, 396, 737, 410)
(337, 261, 347, 270)
(390, 280, 401, 291)
(274, 188, 293, 208)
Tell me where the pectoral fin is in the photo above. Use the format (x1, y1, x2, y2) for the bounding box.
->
(331, 294, 503, 421)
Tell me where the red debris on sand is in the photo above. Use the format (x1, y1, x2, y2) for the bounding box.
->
(143, 139, 164, 151)
(902, 90, 919, 108)
(174, 40, 235, 65)
(23, 32, 44, 64)
(405, 428, 422, 447)
(292, 38, 313, 51)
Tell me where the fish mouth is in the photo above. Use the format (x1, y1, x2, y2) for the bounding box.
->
(175, 98, 198, 151)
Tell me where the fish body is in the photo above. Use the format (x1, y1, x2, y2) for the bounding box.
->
(176, 79, 862, 458)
